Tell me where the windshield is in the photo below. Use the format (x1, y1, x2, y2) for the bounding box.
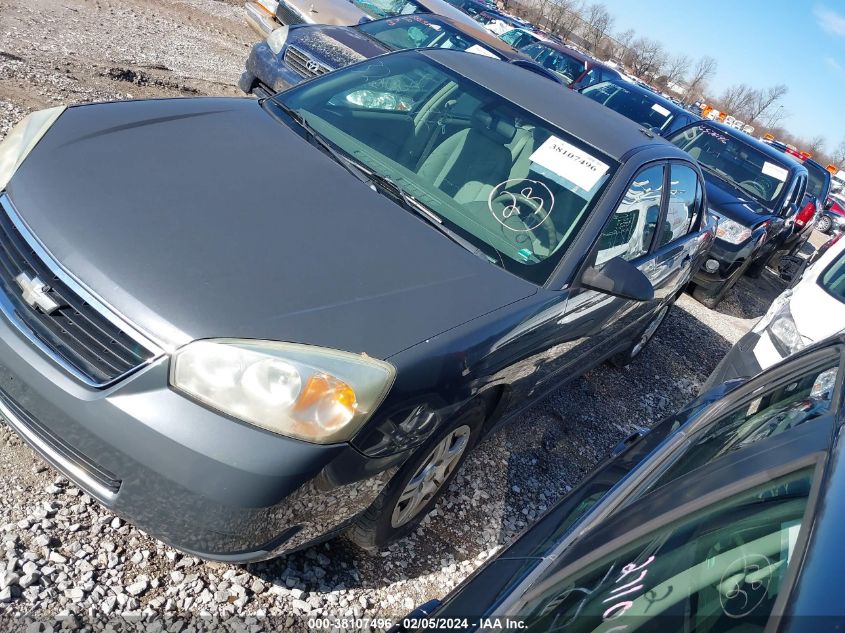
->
(669, 124, 790, 207)
(358, 15, 500, 58)
(275, 54, 616, 284)
(820, 248, 845, 303)
(521, 43, 586, 85)
(352, 0, 426, 20)
(805, 162, 829, 199)
(582, 81, 676, 132)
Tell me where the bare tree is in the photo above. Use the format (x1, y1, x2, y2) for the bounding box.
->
(805, 135, 826, 158)
(662, 53, 690, 87)
(833, 140, 845, 166)
(717, 83, 757, 118)
(627, 36, 666, 79)
(747, 84, 789, 124)
(545, 0, 583, 38)
(555, 0, 585, 42)
(685, 55, 717, 104)
(583, 3, 614, 53)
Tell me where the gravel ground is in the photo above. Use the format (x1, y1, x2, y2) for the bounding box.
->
(0, 0, 831, 629)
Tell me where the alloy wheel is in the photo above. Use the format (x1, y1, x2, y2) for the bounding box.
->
(390, 425, 471, 528)
(817, 216, 832, 233)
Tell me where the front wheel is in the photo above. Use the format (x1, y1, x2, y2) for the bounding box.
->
(347, 401, 484, 552)
(817, 215, 832, 234)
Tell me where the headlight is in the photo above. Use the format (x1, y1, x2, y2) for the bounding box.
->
(714, 217, 752, 244)
(752, 289, 791, 334)
(0, 106, 66, 191)
(766, 303, 807, 357)
(170, 340, 395, 443)
(267, 25, 289, 54)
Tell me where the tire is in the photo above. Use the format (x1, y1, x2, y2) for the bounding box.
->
(743, 255, 768, 279)
(347, 400, 485, 552)
(817, 215, 832, 234)
(610, 304, 670, 367)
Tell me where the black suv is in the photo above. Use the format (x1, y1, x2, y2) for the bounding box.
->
(398, 334, 845, 631)
(668, 121, 808, 307)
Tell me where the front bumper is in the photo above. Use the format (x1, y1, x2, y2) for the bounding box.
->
(245, 1, 280, 37)
(0, 299, 396, 561)
(691, 236, 755, 291)
(240, 40, 304, 96)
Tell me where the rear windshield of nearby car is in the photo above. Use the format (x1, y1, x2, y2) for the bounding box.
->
(668, 124, 791, 207)
(353, 0, 427, 20)
(581, 81, 677, 132)
(820, 248, 845, 302)
(520, 43, 586, 85)
(500, 28, 538, 49)
(358, 15, 501, 57)
(805, 162, 830, 199)
(278, 54, 618, 285)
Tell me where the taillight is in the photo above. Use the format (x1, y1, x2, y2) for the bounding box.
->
(795, 200, 816, 226)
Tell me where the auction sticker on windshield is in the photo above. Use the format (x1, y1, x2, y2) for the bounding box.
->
(651, 103, 670, 117)
(529, 136, 609, 191)
(762, 161, 788, 182)
(465, 44, 497, 58)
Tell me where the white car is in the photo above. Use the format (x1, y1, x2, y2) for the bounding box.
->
(711, 235, 845, 385)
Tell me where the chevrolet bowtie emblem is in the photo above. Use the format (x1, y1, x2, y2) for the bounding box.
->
(15, 273, 60, 315)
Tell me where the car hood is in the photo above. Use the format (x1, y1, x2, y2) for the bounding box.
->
(284, 0, 366, 26)
(286, 24, 387, 68)
(5, 98, 535, 358)
(704, 176, 773, 228)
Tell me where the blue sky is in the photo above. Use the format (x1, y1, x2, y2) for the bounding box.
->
(602, 1, 844, 147)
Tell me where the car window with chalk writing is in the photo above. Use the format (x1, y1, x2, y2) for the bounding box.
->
(512, 468, 815, 632)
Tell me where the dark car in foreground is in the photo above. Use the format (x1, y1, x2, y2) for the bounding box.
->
(239, 14, 542, 96)
(668, 121, 808, 307)
(580, 79, 701, 137)
(397, 334, 845, 631)
(0, 49, 711, 562)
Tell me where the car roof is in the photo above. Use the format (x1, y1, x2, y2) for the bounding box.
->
(693, 121, 807, 171)
(417, 48, 682, 161)
(415, 0, 488, 30)
(590, 79, 692, 116)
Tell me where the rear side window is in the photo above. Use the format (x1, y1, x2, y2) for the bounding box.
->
(806, 164, 830, 199)
(644, 359, 838, 494)
(820, 251, 845, 302)
(657, 163, 702, 248)
(515, 468, 816, 631)
(595, 165, 663, 265)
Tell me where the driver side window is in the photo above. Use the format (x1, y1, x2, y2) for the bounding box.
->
(595, 164, 664, 266)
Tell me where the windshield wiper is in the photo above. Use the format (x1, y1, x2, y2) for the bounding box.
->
(262, 96, 499, 264)
(263, 96, 374, 183)
(364, 171, 500, 264)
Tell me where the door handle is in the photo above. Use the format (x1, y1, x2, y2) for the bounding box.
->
(681, 254, 692, 265)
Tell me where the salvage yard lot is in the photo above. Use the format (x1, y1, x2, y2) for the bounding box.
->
(0, 0, 822, 626)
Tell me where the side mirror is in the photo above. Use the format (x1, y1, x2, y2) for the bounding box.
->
(824, 198, 833, 210)
(581, 256, 654, 302)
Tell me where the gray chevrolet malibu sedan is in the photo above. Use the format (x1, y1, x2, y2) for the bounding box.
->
(0, 50, 711, 561)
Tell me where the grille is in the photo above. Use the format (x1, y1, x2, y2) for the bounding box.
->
(275, 0, 306, 24)
(0, 386, 121, 495)
(284, 45, 331, 78)
(0, 196, 158, 386)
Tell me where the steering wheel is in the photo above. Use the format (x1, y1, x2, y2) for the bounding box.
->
(739, 180, 769, 199)
(491, 190, 558, 249)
